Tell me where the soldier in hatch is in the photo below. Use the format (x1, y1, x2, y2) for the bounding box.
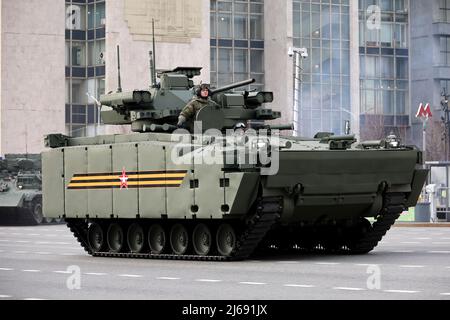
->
(177, 83, 211, 128)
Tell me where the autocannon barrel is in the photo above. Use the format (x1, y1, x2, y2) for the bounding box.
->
(210, 79, 255, 95)
(270, 124, 294, 131)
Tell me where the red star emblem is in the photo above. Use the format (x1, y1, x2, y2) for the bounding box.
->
(119, 167, 128, 189)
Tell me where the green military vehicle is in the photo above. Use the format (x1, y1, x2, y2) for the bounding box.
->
(0, 154, 45, 225)
(42, 49, 427, 260)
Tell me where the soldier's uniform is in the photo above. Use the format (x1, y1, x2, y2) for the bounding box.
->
(179, 97, 209, 121)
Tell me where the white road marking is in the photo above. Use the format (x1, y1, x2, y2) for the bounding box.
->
(35, 252, 51, 255)
(414, 237, 431, 240)
(428, 251, 450, 254)
(0, 240, 10, 242)
(284, 284, 315, 288)
(239, 282, 266, 285)
(24, 298, 46, 301)
(384, 290, 419, 294)
(44, 234, 58, 237)
(315, 262, 340, 265)
(401, 242, 420, 244)
(84, 272, 107, 276)
(22, 270, 41, 273)
(399, 265, 425, 268)
(333, 287, 365, 291)
(13, 251, 28, 254)
(156, 277, 180, 280)
(0, 295, 12, 298)
(16, 241, 30, 243)
(277, 261, 299, 264)
(0, 268, 13, 271)
(53, 270, 71, 274)
(195, 279, 223, 283)
(118, 274, 143, 278)
(355, 264, 379, 267)
(432, 242, 450, 245)
(440, 293, 450, 296)
(60, 253, 78, 256)
(28, 234, 40, 236)
(390, 250, 414, 253)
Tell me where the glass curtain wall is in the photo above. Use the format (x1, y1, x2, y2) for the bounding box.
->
(293, 0, 351, 138)
(65, 0, 106, 137)
(210, 0, 265, 91)
(359, 0, 409, 138)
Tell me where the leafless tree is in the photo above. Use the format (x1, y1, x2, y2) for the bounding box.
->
(360, 114, 407, 142)
(425, 120, 446, 161)
(360, 115, 385, 141)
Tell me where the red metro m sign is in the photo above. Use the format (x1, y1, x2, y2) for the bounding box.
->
(416, 103, 433, 120)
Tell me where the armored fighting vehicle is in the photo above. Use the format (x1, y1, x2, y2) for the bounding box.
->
(0, 154, 44, 225)
(42, 48, 428, 261)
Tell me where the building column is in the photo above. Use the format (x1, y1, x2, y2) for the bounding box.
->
(264, 0, 293, 127)
(350, 0, 360, 140)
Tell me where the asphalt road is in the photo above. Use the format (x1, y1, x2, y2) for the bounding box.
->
(0, 224, 449, 300)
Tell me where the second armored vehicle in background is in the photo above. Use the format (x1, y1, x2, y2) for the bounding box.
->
(0, 154, 45, 225)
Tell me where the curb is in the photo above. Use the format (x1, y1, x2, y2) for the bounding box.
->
(394, 223, 450, 228)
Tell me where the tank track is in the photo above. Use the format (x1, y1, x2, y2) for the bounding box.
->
(345, 192, 406, 254)
(261, 192, 407, 256)
(66, 197, 282, 261)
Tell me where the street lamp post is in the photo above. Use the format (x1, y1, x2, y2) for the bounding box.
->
(289, 47, 308, 137)
(441, 89, 450, 162)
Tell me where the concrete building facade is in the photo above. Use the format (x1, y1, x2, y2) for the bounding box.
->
(0, 0, 65, 155)
(3, 0, 449, 156)
(65, 0, 210, 137)
(410, 0, 450, 159)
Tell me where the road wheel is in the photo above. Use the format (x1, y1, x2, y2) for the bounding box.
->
(107, 223, 124, 253)
(192, 223, 212, 256)
(88, 222, 105, 252)
(31, 200, 44, 225)
(127, 223, 145, 253)
(216, 224, 236, 257)
(170, 224, 189, 255)
(148, 224, 166, 254)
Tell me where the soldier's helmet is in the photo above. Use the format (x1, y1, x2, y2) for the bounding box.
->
(196, 83, 211, 98)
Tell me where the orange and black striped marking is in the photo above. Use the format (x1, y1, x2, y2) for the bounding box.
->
(67, 170, 188, 190)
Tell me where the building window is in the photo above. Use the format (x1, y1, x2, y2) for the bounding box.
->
(66, 4, 86, 30)
(66, 0, 106, 138)
(359, 0, 410, 127)
(210, 0, 265, 91)
(440, 36, 450, 66)
(440, 0, 450, 22)
(70, 42, 86, 66)
(293, 0, 351, 137)
(441, 80, 450, 95)
(88, 40, 106, 66)
(359, 0, 408, 49)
